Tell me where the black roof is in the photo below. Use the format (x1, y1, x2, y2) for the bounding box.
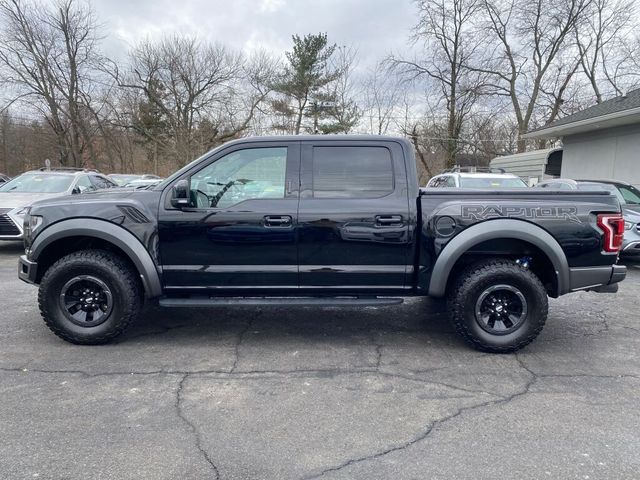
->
(527, 88, 640, 134)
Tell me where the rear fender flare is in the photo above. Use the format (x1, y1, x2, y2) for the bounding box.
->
(427, 219, 569, 297)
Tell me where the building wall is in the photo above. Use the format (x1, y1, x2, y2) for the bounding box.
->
(561, 123, 640, 187)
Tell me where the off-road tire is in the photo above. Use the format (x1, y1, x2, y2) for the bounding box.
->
(38, 249, 142, 344)
(447, 258, 548, 353)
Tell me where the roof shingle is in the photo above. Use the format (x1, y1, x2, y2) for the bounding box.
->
(528, 87, 640, 133)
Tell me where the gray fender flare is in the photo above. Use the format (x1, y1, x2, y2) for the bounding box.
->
(30, 218, 162, 298)
(428, 219, 569, 297)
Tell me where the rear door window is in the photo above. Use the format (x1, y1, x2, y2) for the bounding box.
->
(312, 146, 393, 198)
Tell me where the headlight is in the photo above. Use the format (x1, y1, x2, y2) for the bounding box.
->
(625, 221, 635, 231)
(28, 215, 43, 232)
(23, 210, 43, 243)
(14, 207, 29, 218)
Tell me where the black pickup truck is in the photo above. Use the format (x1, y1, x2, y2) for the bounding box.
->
(18, 136, 626, 352)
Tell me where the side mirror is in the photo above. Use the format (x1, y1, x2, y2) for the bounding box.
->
(72, 186, 82, 195)
(171, 179, 191, 209)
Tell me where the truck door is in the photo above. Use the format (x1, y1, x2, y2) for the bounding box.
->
(297, 140, 412, 292)
(158, 141, 300, 292)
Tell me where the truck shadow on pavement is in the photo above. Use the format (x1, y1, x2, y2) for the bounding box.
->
(120, 297, 460, 350)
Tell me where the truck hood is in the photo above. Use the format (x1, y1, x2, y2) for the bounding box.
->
(0, 191, 64, 210)
(622, 205, 640, 223)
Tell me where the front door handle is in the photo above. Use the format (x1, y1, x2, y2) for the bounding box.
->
(375, 215, 403, 226)
(264, 215, 292, 227)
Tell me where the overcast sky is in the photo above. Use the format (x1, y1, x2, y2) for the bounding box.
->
(89, 0, 419, 68)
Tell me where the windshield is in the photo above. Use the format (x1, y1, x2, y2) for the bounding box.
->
(575, 182, 640, 205)
(459, 177, 528, 188)
(0, 173, 74, 193)
(616, 184, 640, 205)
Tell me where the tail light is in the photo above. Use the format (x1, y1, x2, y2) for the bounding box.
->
(597, 213, 625, 253)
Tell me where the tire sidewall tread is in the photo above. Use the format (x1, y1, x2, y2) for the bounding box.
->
(447, 258, 548, 353)
(38, 249, 142, 345)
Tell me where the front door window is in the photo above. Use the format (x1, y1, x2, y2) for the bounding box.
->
(189, 147, 288, 209)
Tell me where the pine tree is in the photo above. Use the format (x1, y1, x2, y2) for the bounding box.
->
(271, 33, 341, 134)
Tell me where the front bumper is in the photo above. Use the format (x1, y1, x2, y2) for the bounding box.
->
(18, 255, 38, 285)
(622, 241, 640, 256)
(568, 264, 626, 294)
(621, 224, 640, 256)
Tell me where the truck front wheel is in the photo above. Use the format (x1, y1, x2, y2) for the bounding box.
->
(447, 259, 548, 353)
(38, 249, 142, 344)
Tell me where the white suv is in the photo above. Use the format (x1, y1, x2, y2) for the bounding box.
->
(0, 168, 117, 240)
(426, 169, 528, 189)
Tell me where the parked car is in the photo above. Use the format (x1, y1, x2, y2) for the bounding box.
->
(426, 168, 529, 188)
(537, 179, 640, 256)
(108, 174, 143, 186)
(18, 136, 626, 352)
(0, 168, 117, 240)
(124, 178, 164, 189)
(0, 173, 10, 184)
(109, 174, 161, 186)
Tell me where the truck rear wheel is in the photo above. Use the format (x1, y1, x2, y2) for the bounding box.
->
(447, 259, 548, 353)
(38, 249, 142, 344)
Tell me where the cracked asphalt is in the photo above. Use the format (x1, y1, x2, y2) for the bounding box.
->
(1, 241, 639, 480)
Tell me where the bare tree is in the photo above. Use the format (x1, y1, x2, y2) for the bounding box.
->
(388, 0, 487, 167)
(473, 0, 591, 151)
(115, 36, 272, 167)
(582, 0, 640, 100)
(362, 62, 406, 135)
(0, 0, 108, 166)
(574, 0, 637, 102)
(316, 46, 361, 134)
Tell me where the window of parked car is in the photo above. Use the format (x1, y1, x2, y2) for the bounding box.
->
(312, 146, 394, 198)
(539, 181, 573, 189)
(190, 147, 288, 208)
(426, 176, 441, 187)
(459, 177, 528, 188)
(617, 185, 640, 205)
(90, 175, 116, 190)
(0, 173, 74, 193)
(427, 176, 450, 188)
(74, 175, 95, 193)
(109, 174, 142, 186)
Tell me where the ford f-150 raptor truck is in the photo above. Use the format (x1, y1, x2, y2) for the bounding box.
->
(18, 136, 627, 352)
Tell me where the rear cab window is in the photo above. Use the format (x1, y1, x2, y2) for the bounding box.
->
(311, 146, 394, 198)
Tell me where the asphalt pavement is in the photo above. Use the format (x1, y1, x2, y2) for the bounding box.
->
(0, 241, 639, 479)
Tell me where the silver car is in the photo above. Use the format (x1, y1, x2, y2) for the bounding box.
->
(537, 178, 640, 257)
(0, 169, 117, 240)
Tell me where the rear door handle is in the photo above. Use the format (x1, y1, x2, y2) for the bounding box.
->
(264, 215, 292, 227)
(375, 215, 403, 226)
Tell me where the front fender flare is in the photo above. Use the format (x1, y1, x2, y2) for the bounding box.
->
(427, 219, 569, 297)
(30, 218, 162, 298)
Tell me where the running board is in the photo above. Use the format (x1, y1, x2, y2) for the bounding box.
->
(158, 296, 404, 307)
